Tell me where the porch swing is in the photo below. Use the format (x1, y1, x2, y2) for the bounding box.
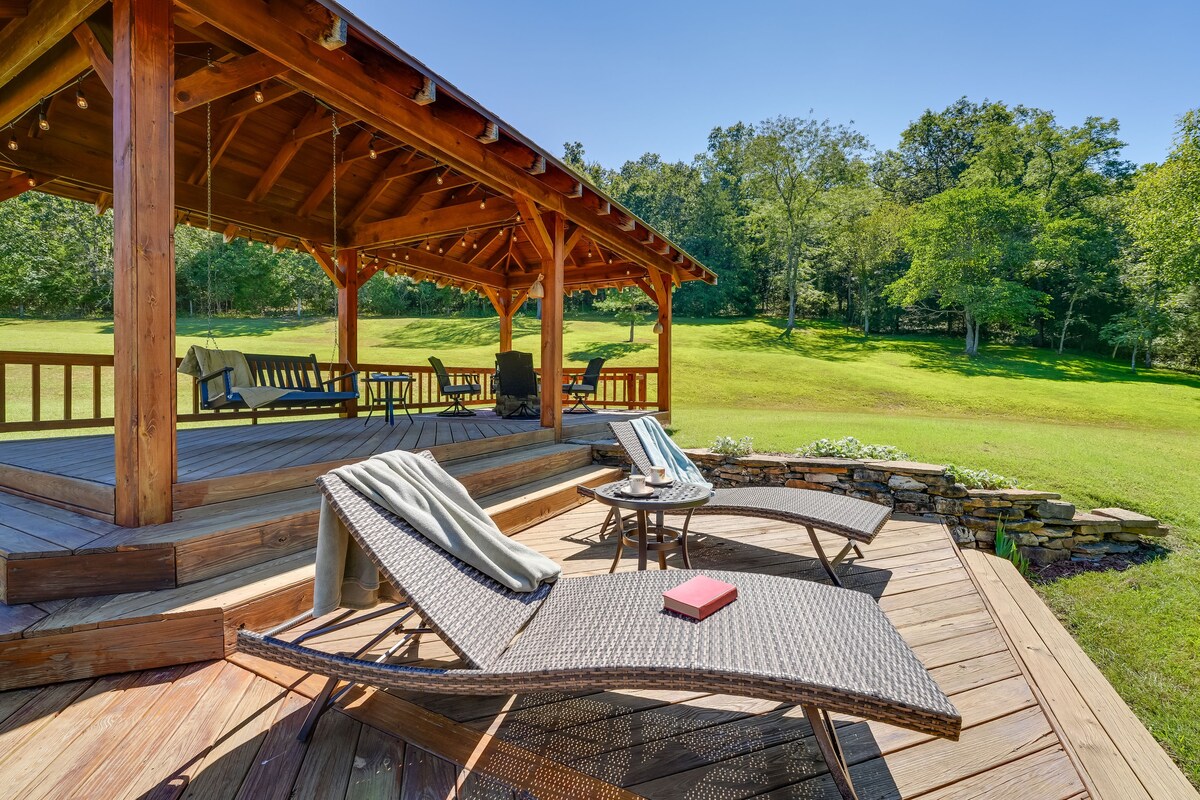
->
(182, 97, 359, 413)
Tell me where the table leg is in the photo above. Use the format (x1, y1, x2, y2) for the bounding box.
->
(363, 380, 375, 426)
(609, 519, 625, 574)
(637, 511, 648, 571)
(385, 382, 395, 426)
(679, 509, 695, 569)
(401, 380, 414, 422)
(655, 510, 667, 570)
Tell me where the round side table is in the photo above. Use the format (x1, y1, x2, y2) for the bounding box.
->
(593, 480, 712, 572)
(365, 373, 414, 426)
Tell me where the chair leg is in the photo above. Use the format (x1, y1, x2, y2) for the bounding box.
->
(503, 399, 538, 419)
(565, 392, 596, 413)
(438, 395, 476, 417)
(805, 524, 843, 587)
(297, 675, 340, 742)
(803, 704, 860, 800)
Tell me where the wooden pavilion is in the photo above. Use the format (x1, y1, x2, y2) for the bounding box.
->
(0, 0, 717, 528)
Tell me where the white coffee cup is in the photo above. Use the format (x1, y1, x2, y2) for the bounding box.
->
(627, 474, 647, 493)
(649, 465, 669, 483)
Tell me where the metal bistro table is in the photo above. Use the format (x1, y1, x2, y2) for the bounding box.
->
(593, 480, 712, 572)
(365, 373, 414, 426)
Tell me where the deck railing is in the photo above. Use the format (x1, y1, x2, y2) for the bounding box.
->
(0, 350, 658, 434)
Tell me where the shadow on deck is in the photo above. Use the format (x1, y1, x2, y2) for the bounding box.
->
(0, 505, 1191, 799)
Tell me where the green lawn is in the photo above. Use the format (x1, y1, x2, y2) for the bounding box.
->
(2, 313, 1198, 781)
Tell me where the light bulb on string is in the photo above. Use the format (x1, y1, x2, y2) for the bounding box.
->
(479, 197, 486, 210)
(253, 86, 265, 104)
(75, 80, 88, 110)
(37, 101, 49, 132)
(6, 128, 17, 151)
(368, 134, 377, 160)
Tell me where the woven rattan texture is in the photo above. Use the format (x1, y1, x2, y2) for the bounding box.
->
(318, 473, 549, 669)
(610, 421, 890, 543)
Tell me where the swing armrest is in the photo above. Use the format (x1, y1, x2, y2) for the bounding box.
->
(197, 366, 234, 384)
(322, 370, 360, 390)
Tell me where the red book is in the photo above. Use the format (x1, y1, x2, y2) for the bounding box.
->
(663, 575, 738, 620)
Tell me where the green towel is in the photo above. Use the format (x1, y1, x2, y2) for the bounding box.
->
(177, 345, 290, 409)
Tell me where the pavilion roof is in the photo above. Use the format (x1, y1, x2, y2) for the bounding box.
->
(0, 0, 717, 295)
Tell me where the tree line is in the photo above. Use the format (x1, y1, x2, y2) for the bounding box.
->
(0, 98, 1197, 369)
(569, 100, 1200, 368)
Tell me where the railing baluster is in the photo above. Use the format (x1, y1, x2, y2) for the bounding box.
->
(93, 365, 102, 420)
(31, 363, 40, 422)
(63, 366, 72, 421)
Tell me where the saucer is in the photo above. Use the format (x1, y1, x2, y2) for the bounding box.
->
(646, 477, 675, 487)
(619, 485, 655, 498)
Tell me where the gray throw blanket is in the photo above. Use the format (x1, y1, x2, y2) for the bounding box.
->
(313, 450, 561, 616)
(177, 345, 290, 409)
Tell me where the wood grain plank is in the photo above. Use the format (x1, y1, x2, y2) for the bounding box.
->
(344, 724, 407, 800)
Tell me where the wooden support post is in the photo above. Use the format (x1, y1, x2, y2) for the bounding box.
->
(540, 213, 565, 438)
(337, 248, 359, 417)
(654, 274, 672, 414)
(499, 301, 513, 352)
(112, 0, 175, 527)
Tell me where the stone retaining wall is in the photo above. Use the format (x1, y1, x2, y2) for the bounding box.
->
(591, 443, 1168, 566)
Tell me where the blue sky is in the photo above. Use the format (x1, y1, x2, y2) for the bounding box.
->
(343, 0, 1199, 169)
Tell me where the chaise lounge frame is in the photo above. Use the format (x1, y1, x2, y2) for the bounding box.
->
(589, 420, 893, 586)
(239, 466, 960, 800)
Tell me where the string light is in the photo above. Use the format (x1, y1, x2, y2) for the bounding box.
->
(367, 134, 377, 160)
(26, 175, 36, 187)
(425, 242, 431, 251)
(253, 85, 265, 104)
(6, 127, 17, 151)
(515, 212, 522, 222)
(436, 169, 446, 186)
(437, 246, 443, 254)
(74, 79, 88, 110)
(479, 196, 487, 210)
(37, 100, 49, 132)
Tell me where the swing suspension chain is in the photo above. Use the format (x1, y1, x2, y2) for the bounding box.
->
(330, 110, 340, 367)
(204, 49, 217, 350)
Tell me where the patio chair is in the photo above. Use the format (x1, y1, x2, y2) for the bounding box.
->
(596, 419, 892, 586)
(563, 356, 605, 413)
(239, 463, 961, 800)
(494, 350, 540, 419)
(428, 356, 481, 417)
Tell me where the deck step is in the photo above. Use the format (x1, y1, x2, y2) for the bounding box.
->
(0, 441, 596, 604)
(0, 458, 617, 689)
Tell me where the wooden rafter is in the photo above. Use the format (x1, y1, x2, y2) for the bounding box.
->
(341, 149, 414, 228)
(174, 0, 704, 284)
(0, 0, 103, 92)
(71, 18, 113, 94)
(386, 247, 505, 289)
(0, 1, 29, 19)
(186, 112, 245, 185)
(245, 101, 325, 201)
(349, 199, 514, 249)
(173, 51, 285, 113)
(0, 37, 88, 129)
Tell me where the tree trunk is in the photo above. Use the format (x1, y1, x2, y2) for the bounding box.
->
(863, 309, 870, 336)
(964, 311, 977, 356)
(297, 298, 303, 318)
(1057, 292, 1077, 354)
(785, 274, 796, 334)
(1130, 343, 1138, 373)
(627, 318, 634, 343)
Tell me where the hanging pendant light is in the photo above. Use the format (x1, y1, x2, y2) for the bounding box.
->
(6, 127, 17, 151)
(529, 275, 545, 299)
(367, 134, 377, 160)
(37, 100, 50, 132)
(75, 79, 88, 110)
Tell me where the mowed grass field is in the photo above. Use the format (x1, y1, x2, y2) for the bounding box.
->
(2, 313, 1198, 781)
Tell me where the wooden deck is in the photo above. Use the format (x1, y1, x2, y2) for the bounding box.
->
(0, 409, 654, 519)
(0, 505, 1192, 800)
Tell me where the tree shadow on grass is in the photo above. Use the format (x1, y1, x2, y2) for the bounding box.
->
(566, 341, 652, 361)
(104, 316, 332, 339)
(379, 317, 546, 351)
(702, 317, 912, 362)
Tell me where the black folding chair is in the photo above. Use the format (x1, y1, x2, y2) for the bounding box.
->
(564, 357, 605, 413)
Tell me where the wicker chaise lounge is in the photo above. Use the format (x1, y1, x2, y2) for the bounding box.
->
(239, 471, 961, 800)
(601, 420, 892, 586)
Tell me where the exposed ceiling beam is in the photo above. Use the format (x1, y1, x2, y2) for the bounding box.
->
(71, 17, 112, 94)
(173, 51, 285, 113)
(0, 2, 30, 20)
(341, 149, 413, 228)
(185, 113, 245, 185)
(0, 0, 103, 92)
(299, 238, 343, 287)
(178, 0, 711, 285)
(0, 36, 88, 129)
(350, 200, 514, 249)
(244, 101, 328, 201)
(385, 247, 506, 289)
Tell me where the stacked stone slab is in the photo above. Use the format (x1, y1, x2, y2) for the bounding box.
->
(589, 442, 1169, 566)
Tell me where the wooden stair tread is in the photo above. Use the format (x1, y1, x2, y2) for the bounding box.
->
(483, 465, 621, 515)
(7, 458, 611, 643)
(21, 551, 315, 638)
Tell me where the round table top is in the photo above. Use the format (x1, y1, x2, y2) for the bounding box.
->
(593, 479, 712, 512)
(368, 373, 413, 381)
